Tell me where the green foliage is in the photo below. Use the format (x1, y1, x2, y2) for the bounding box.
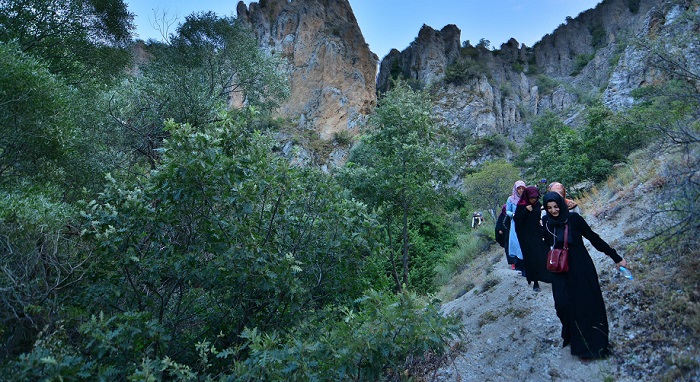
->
(435, 234, 476, 285)
(0, 186, 84, 359)
(1, 104, 463, 380)
(338, 81, 452, 292)
(5, 312, 196, 380)
(571, 53, 595, 76)
(517, 111, 580, 186)
(219, 290, 463, 381)
(475, 133, 513, 158)
(476, 38, 491, 50)
(589, 24, 607, 50)
(172, 12, 289, 112)
(0, 0, 134, 86)
(0, 42, 74, 185)
(107, 14, 289, 169)
(0, 42, 108, 196)
(333, 130, 353, 146)
(534, 74, 560, 95)
(77, 110, 384, 368)
(389, 59, 404, 83)
(518, 103, 653, 187)
(444, 58, 491, 85)
(462, 160, 521, 212)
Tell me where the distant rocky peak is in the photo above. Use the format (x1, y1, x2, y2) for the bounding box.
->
(377, 24, 461, 93)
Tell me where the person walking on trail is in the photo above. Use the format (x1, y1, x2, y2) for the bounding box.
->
(514, 186, 552, 292)
(541, 191, 628, 361)
(472, 211, 484, 229)
(505, 180, 526, 273)
(495, 204, 515, 267)
(548, 182, 580, 213)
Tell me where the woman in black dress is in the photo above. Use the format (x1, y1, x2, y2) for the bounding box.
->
(541, 192, 628, 360)
(495, 204, 515, 267)
(514, 186, 551, 291)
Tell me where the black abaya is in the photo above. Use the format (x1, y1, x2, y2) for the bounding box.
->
(514, 202, 552, 284)
(542, 212, 623, 359)
(495, 211, 515, 264)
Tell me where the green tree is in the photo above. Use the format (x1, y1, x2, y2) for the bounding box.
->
(462, 159, 521, 214)
(106, 13, 288, 169)
(0, 187, 86, 360)
(77, 109, 381, 369)
(0, 41, 99, 193)
(517, 108, 634, 187)
(339, 81, 452, 292)
(0, 0, 134, 85)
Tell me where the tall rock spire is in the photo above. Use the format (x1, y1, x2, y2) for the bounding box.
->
(237, 0, 378, 140)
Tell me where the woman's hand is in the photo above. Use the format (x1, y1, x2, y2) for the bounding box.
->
(615, 259, 628, 269)
(526, 205, 533, 211)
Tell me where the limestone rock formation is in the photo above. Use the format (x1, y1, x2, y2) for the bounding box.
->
(376, 0, 697, 153)
(376, 24, 461, 93)
(236, 0, 378, 143)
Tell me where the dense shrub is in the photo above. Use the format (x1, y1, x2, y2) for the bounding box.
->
(444, 59, 491, 85)
(571, 53, 595, 76)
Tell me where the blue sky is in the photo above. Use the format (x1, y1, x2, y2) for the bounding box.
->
(124, 0, 602, 58)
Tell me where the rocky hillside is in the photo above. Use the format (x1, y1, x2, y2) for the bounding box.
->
(236, 0, 377, 144)
(379, 0, 696, 148)
(238, 0, 698, 168)
(430, 149, 700, 381)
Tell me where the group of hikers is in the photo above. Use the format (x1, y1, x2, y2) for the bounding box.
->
(493, 180, 629, 362)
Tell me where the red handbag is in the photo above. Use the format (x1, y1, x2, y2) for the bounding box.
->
(547, 224, 569, 273)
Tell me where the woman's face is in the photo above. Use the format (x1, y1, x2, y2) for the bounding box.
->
(529, 196, 538, 204)
(516, 186, 525, 196)
(546, 201, 559, 217)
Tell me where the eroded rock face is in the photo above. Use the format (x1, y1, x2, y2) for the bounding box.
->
(376, 0, 696, 150)
(376, 24, 461, 93)
(236, 0, 378, 141)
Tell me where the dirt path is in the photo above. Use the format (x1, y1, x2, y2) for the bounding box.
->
(433, 240, 638, 382)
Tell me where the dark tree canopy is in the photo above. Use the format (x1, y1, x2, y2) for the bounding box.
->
(0, 0, 134, 85)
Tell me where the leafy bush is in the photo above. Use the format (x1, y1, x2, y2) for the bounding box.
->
(534, 74, 560, 95)
(517, 103, 654, 187)
(445, 59, 491, 85)
(333, 129, 353, 145)
(5, 291, 463, 381)
(462, 160, 521, 213)
(0, 186, 84, 360)
(571, 53, 595, 76)
(221, 290, 463, 381)
(73, 110, 385, 371)
(590, 24, 607, 50)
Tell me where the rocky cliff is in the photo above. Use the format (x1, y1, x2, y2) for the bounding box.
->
(237, 0, 698, 167)
(236, 0, 378, 146)
(376, 0, 698, 151)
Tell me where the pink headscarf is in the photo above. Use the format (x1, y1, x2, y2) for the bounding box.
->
(508, 180, 526, 205)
